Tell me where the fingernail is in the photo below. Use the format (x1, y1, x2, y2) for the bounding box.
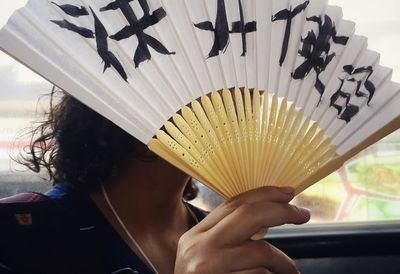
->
(279, 187, 294, 195)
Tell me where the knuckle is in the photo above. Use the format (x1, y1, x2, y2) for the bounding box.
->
(222, 198, 240, 211)
(256, 241, 273, 257)
(184, 257, 209, 274)
(178, 231, 190, 245)
(237, 202, 257, 215)
(178, 233, 198, 258)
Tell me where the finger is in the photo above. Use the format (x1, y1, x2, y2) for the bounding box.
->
(226, 241, 298, 274)
(195, 187, 295, 232)
(214, 202, 310, 242)
(263, 242, 300, 274)
(231, 268, 273, 274)
(229, 187, 295, 205)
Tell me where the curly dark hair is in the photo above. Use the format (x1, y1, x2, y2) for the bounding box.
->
(18, 88, 198, 201)
(19, 88, 146, 192)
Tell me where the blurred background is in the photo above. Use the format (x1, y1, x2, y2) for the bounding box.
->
(0, 0, 399, 223)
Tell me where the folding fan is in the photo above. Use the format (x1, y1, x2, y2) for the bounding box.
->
(1, 0, 399, 200)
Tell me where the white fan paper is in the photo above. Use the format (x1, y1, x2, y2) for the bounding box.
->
(1, 0, 399, 198)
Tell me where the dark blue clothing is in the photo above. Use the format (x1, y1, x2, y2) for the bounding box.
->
(0, 183, 207, 274)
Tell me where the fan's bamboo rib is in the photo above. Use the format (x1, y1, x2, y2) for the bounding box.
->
(295, 115, 400, 194)
(211, 91, 244, 193)
(278, 122, 319, 182)
(149, 139, 230, 199)
(288, 146, 336, 185)
(272, 116, 312, 185)
(201, 95, 244, 191)
(252, 90, 262, 188)
(233, 88, 250, 189)
(281, 127, 325, 181)
(267, 103, 297, 184)
(256, 93, 270, 186)
(245, 89, 255, 191)
(155, 129, 234, 196)
(264, 98, 288, 185)
(223, 88, 246, 191)
(161, 124, 221, 182)
(191, 101, 239, 193)
(222, 89, 248, 194)
(279, 137, 335, 185)
(290, 146, 337, 187)
(225, 90, 251, 192)
(225, 90, 250, 192)
(240, 89, 254, 192)
(181, 106, 237, 194)
(234, 88, 251, 191)
(276, 140, 335, 185)
(258, 93, 275, 186)
(211, 92, 246, 188)
(260, 95, 279, 186)
(147, 139, 229, 198)
(171, 114, 230, 189)
(270, 109, 307, 182)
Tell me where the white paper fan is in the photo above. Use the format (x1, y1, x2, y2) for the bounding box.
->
(1, 0, 399, 199)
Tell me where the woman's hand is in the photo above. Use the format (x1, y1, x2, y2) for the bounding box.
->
(175, 187, 310, 274)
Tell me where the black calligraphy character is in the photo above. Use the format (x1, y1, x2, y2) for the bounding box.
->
(91, 8, 128, 81)
(51, 2, 94, 38)
(272, 0, 310, 65)
(292, 15, 349, 100)
(230, 0, 257, 56)
(51, 2, 127, 81)
(341, 65, 375, 104)
(329, 65, 376, 122)
(194, 0, 229, 58)
(194, 0, 256, 58)
(100, 0, 175, 68)
(329, 78, 359, 123)
(51, 2, 89, 17)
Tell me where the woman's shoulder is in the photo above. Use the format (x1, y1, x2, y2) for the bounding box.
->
(0, 187, 106, 274)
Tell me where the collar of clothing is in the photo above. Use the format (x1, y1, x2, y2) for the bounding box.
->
(45, 183, 207, 274)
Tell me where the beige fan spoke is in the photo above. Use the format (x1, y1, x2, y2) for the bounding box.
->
(264, 97, 288, 184)
(252, 89, 262, 189)
(269, 108, 307, 183)
(267, 103, 297, 184)
(156, 126, 232, 197)
(222, 89, 248, 194)
(180, 106, 237, 193)
(190, 101, 239, 188)
(256, 92, 270, 186)
(171, 114, 230, 188)
(244, 88, 256, 190)
(259, 95, 279, 186)
(233, 88, 251, 190)
(209, 93, 247, 190)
